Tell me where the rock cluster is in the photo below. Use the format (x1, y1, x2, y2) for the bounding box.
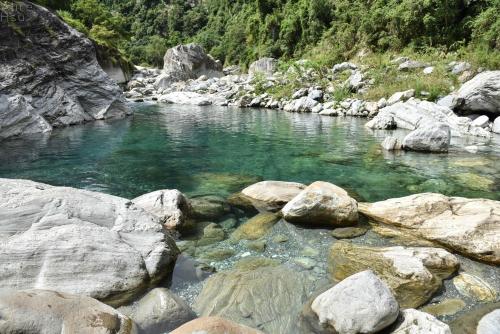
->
(359, 193, 500, 264)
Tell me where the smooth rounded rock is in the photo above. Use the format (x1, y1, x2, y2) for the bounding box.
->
(402, 123, 451, 153)
(241, 181, 306, 211)
(132, 189, 191, 230)
(0, 289, 137, 334)
(0, 178, 179, 307)
(311, 270, 399, 334)
(118, 288, 195, 334)
(282, 181, 358, 227)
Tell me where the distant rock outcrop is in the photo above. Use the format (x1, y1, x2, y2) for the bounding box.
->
(0, 1, 131, 141)
(155, 44, 223, 89)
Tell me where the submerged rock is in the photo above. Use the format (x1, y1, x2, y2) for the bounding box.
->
(450, 302, 500, 334)
(329, 242, 459, 308)
(359, 193, 500, 264)
(311, 270, 399, 334)
(241, 181, 307, 211)
(455, 71, 500, 116)
(390, 309, 451, 334)
(170, 317, 265, 334)
(132, 189, 191, 230)
(194, 265, 316, 333)
(402, 123, 451, 153)
(281, 181, 358, 227)
(118, 288, 195, 334)
(421, 299, 466, 317)
(0, 1, 130, 140)
(190, 195, 230, 220)
(453, 272, 497, 302)
(0, 178, 178, 307)
(231, 212, 280, 240)
(0, 289, 137, 334)
(331, 226, 368, 239)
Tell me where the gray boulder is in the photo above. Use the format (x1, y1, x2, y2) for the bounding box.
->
(248, 57, 278, 76)
(0, 178, 179, 307)
(449, 61, 472, 75)
(119, 288, 195, 334)
(402, 123, 451, 153)
(0, 289, 137, 334)
(132, 190, 191, 230)
(283, 96, 319, 112)
(311, 270, 399, 334)
(365, 114, 397, 130)
(371, 98, 490, 138)
(282, 181, 358, 227)
(0, 1, 130, 141)
(455, 71, 500, 115)
(155, 44, 223, 88)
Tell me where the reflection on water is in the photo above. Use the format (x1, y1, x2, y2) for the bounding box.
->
(0, 102, 498, 201)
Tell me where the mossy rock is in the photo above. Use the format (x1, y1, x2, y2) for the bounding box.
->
(234, 257, 281, 271)
(331, 226, 368, 239)
(420, 298, 466, 317)
(191, 173, 262, 196)
(328, 241, 459, 308)
(227, 192, 259, 215)
(231, 212, 280, 241)
(189, 195, 230, 220)
(196, 223, 225, 247)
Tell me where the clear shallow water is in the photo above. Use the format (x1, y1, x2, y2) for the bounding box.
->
(0, 102, 498, 202)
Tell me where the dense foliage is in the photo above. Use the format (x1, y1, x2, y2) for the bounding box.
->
(34, 0, 500, 67)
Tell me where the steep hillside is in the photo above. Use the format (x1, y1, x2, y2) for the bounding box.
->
(35, 0, 500, 68)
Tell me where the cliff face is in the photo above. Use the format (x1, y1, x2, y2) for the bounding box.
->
(0, 1, 131, 140)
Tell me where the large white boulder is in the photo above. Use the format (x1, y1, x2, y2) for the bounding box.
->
(155, 44, 222, 89)
(455, 71, 500, 115)
(0, 178, 179, 307)
(311, 270, 399, 334)
(158, 91, 213, 105)
(359, 193, 500, 264)
(492, 116, 500, 134)
(402, 123, 451, 153)
(0, 289, 138, 334)
(282, 181, 358, 226)
(132, 190, 191, 230)
(370, 98, 491, 137)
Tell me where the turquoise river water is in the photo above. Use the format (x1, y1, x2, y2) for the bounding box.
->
(0, 102, 498, 201)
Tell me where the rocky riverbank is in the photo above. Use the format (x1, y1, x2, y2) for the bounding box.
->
(123, 44, 500, 154)
(0, 177, 498, 333)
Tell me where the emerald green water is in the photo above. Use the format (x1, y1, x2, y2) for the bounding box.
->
(0, 103, 498, 201)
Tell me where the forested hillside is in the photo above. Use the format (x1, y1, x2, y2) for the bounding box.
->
(35, 0, 500, 68)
